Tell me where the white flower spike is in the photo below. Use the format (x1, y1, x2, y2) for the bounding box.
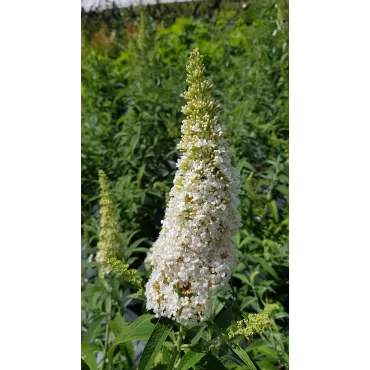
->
(145, 49, 241, 326)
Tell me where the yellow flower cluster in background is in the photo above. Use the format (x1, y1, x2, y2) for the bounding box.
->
(228, 304, 279, 340)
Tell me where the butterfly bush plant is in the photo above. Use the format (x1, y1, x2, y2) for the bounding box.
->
(82, 2, 289, 368)
(83, 49, 282, 370)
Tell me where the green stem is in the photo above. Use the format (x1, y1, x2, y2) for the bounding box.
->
(101, 290, 112, 370)
(180, 344, 197, 349)
(229, 282, 244, 321)
(122, 344, 134, 369)
(168, 326, 185, 370)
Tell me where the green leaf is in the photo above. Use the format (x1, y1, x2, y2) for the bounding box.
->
(274, 312, 289, 320)
(230, 344, 260, 370)
(127, 237, 148, 256)
(108, 314, 155, 364)
(151, 366, 168, 370)
(136, 164, 146, 185)
(130, 133, 140, 155)
(256, 358, 276, 369)
(125, 292, 146, 302)
(81, 343, 100, 356)
(83, 314, 105, 342)
(195, 353, 227, 370)
(116, 51, 128, 64)
(115, 115, 127, 129)
(254, 346, 278, 362)
(162, 343, 171, 364)
(190, 327, 205, 345)
(129, 247, 149, 254)
(256, 257, 279, 280)
(82, 286, 103, 298)
(237, 160, 255, 172)
(178, 350, 205, 370)
(211, 298, 225, 318)
(215, 307, 235, 330)
(241, 297, 259, 311)
(109, 314, 134, 367)
(245, 339, 270, 352)
(269, 200, 279, 222)
(81, 359, 90, 370)
(276, 185, 288, 197)
(83, 352, 97, 370)
(232, 273, 249, 284)
(138, 319, 173, 370)
(109, 313, 127, 335)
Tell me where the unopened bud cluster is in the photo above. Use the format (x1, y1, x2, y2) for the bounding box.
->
(97, 170, 142, 291)
(228, 304, 279, 340)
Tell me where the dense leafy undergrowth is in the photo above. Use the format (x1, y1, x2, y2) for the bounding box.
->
(82, 1, 289, 369)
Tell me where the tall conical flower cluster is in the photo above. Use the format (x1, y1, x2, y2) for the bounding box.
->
(145, 49, 241, 325)
(97, 170, 142, 291)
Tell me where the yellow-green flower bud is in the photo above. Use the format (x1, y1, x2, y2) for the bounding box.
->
(228, 313, 272, 340)
(97, 170, 142, 291)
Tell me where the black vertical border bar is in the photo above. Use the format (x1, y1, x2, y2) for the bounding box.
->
(289, 0, 296, 370)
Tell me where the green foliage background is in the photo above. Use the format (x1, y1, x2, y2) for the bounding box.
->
(82, 1, 289, 369)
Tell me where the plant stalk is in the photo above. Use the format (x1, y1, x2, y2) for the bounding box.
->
(168, 325, 185, 370)
(101, 290, 112, 370)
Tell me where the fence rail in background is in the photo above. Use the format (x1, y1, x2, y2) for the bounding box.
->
(82, 0, 208, 12)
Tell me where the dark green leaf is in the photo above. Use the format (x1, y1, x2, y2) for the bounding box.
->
(109, 313, 127, 335)
(138, 319, 173, 370)
(190, 327, 205, 345)
(83, 314, 105, 342)
(269, 200, 279, 222)
(215, 307, 235, 330)
(151, 365, 168, 370)
(83, 352, 97, 370)
(194, 353, 227, 370)
(254, 346, 278, 362)
(127, 237, 148, 255)
(109, 314, 134, 367)
(232, 273, 249, 284)
(81, 359, 90, 370)
(256, 257, 280, 280)
(178, 350, 206, 370)
(82, 286, 103, 298)
(230, 344, 260, 370)
(162, 343, 171, 364)
(108, 314, 155, 363)
(81, 343, 100, 356)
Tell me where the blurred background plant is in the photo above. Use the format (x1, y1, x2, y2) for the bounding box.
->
(81, 1, 289, 369)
